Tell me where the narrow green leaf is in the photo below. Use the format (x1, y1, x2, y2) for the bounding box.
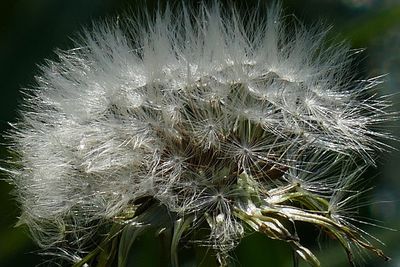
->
(118, 225, 148, 267)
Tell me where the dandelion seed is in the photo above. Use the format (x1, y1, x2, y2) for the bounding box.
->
(2, 2, 395, 266)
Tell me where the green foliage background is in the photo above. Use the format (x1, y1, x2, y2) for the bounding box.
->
(0, 0, 399, 266)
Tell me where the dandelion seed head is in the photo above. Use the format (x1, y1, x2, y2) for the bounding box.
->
(3, 2, 394, 266)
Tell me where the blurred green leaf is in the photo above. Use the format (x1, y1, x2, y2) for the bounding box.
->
(341, 5, 400, 46)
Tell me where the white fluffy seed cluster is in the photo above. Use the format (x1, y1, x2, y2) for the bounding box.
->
(6, 2, 392, 265)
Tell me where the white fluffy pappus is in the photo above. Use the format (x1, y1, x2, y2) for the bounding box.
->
(3, 2, 394, 266)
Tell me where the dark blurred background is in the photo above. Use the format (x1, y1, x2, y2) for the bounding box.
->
(0, 0, 399, 266)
